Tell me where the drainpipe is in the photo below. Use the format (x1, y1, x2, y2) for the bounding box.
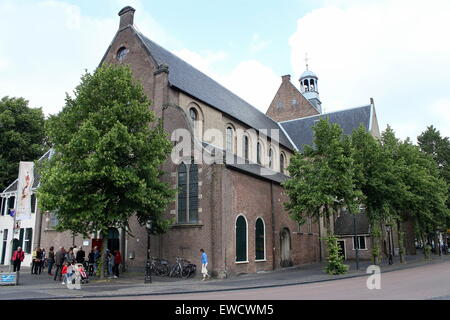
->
(271, 183, 276, 270)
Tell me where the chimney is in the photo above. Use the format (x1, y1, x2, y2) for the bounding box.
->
(281, 75, 291, 83)
(118, 6, 136, 29)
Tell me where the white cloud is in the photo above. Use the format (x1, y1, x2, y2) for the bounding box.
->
(289, 0, 450, 140)
(174, 48, 280, 112)
(0, 0, 172, 117)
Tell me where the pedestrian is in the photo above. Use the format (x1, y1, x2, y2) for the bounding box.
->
(73, 246, 79, 259)
(31, 247, 37, 274)
(11, 247, 25, 272)
(93, 246, 100, 275)
(39, 248, 46, 274)
(47, 246, 55, 275)
(76, 246, 85, 264)
(113, 250, 122, 278)
(61, 261, 69, 285)
(87, 248, 95, 276)
(200, 248, 210, 281)
(54, 247, 65, 281)
(65, 248, 75, 264)
(106, 250, 114, 277)
(32, 248, 43, 275)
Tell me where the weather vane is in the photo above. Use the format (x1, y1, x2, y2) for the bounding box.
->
(305, 52, 309, 71)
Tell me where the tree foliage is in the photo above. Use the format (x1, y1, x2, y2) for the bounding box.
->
(284, 119, 362, 225)
(0, 96, 46, 190)
(37, 65, 175, 240)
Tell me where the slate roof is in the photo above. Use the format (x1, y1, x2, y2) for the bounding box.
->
(334, 212, 370, 236)
(279, 105, 372, 151)
(200, 142, 289, 184)
(135, 30, 295, 151)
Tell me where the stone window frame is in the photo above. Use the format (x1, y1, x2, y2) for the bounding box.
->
(235, 214, 249, 264)
(268, 147, 274, 169)
(225, 123, 236, 154)
(176, 161, 199, 224)
(187, 102, 204, 141)
(255, 217, 266, 262)
(280, 152, 286, 174)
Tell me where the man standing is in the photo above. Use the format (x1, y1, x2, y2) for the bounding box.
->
(11, 247, 25, 272)
(76, 246, 85, 264)
(53, 247, 65, 281)
(47, 247, 55, 275)
(200, 248, 210, 281)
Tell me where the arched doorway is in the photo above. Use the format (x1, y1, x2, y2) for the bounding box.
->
(107, 228, 120, 252)
(280, 228, 292, 267)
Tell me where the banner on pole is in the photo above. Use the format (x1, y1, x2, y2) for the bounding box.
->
(15, 161, 34, 221)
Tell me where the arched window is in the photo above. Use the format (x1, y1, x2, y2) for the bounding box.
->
(304, 79, 309, 92)
(236, 216, 248, 262)
(257, 142, 261, 165)
(177, 162, 199, 224)
(117, 47, 129, 62)
(243, 135, 249, 162)
(189, 108, 197, 128)
(177, 163, 187, 223)
(188, 163, 199, 222)
(255, 218, 265, 260)
(226, 126, 233, 153)
(268, 148, 273, 169)
(280, 153, 285, 174)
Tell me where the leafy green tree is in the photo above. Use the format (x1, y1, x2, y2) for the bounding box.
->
(37, 65, 175, 278)
(397, 138, 449, 258)
(284, 119, 362, 270)
(417, 126, 450, 218)
(351, 126, 398, 264)
(324, 234, 348, 275)
(0, 96, 46, 190)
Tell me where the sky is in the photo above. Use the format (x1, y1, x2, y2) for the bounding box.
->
(1, 0, 449, 142)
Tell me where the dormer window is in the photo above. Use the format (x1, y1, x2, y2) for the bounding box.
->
(117, 47, 129, 62)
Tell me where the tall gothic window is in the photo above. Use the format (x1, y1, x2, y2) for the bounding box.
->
(257, 142, 261, 165)
(236, 216, 247, 262)
(226, 126, 233, 153)
(280, 153, 285, 174)
(255, 218, 265, 260)
(189, 108, 198, 129)
(268, 148, 273, 169)
(243, 136, 249, 162)
(177, 162, 199, 223)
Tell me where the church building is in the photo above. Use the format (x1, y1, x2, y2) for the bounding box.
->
(1, 7, 388, 277)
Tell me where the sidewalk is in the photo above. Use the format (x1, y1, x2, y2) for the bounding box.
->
(1, 252, 450, 300)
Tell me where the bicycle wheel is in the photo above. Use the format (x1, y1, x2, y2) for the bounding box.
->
(158, 264, 170, 276)
(181, 267, 190, 279)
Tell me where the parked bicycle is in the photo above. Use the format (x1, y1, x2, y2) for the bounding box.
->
(169, 257, 196, 279)
(150, 256, 170, 276)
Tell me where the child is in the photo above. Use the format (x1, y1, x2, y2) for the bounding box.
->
(61, 262, 69, 285)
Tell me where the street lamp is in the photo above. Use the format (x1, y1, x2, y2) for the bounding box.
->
(386, 225, 393, 265)
(144, 220, 152, 283)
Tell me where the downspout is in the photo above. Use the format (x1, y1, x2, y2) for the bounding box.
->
(271, 183, 276, 270)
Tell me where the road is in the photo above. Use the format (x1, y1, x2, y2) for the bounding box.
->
(96, 260, 450, 300)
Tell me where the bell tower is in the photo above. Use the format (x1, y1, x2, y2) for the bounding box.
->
(299, 54, 322, 113)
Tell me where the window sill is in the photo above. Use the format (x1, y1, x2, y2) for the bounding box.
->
(171, 223, 204, 229)
(352, 248, 368, 251)
(235, 261, 249, 264)
(255, 259, 267, 263)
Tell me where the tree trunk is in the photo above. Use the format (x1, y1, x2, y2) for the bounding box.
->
(100, 234, 107, 280)
(397, 220, 405, 263)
